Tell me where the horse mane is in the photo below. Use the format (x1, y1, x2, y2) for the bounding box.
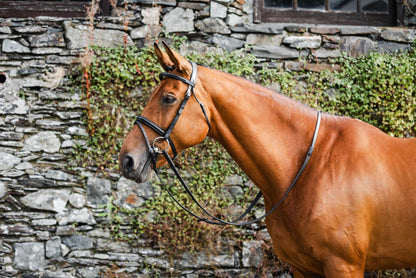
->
(199, 64, 316, 117)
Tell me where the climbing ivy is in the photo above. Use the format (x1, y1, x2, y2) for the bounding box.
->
(255, 47, 416, 137)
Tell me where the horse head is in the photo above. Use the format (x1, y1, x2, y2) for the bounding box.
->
(119, 43, 211, 183)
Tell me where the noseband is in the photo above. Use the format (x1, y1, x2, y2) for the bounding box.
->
(135, 61, 322, 226)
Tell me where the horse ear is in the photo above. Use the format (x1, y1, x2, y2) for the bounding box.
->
(162, 41, 192, 76)
(154, 43, 174, 72)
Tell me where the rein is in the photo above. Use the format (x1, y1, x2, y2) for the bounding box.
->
(135, 61, 322, 226)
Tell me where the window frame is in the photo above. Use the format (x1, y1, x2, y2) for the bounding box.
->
(0, 0, 110, 18)
(254, 0, 404, 26)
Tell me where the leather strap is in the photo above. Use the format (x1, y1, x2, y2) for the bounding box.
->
(136, 116, 178, 158)
(154, 111, 322, 226)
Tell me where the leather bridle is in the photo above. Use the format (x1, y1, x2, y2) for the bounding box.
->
(135, 61, 322, 226)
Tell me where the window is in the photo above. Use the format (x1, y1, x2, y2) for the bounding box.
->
(254, 0, 403, 26)
(0, 0, 110, 18)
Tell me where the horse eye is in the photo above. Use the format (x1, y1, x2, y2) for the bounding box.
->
(162, 95, 176, 104)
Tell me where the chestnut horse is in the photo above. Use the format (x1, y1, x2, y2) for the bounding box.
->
(119, 43, 416, 277)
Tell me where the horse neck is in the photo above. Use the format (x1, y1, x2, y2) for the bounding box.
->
(201, 69, 318, 205)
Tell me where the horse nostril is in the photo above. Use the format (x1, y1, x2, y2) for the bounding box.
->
(122, 154, 135, 173)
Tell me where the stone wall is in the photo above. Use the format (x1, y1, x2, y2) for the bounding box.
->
(0, 1, 416, 277)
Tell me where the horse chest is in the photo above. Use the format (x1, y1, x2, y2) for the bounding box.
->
(265, 213, 325, 274)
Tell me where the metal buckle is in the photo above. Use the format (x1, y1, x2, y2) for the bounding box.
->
(152, 137, 170, 154)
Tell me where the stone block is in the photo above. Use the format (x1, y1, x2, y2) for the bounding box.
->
(32, 219, 57, 226)
(309, 27, 340, 34)
(225, 185, 244, 199)
(131, 25, 150, 39)
(14, 242, 46, 271)
(2, 39, 30, 53)
(0, 152, 21, 170)
(0, 170, 25, 177)
(15, 162, 33, 170)
(142, 7, 161, 25)
(62, 235, 94, 250)
(87, 176, 112, 205)
(15, 25, 45, 33)
(0, 224, 35, 236)
(18, 177, 56, 188)
(0, 26, 12, 34)
(340, 36, 375, 57)
(66, 126, 88, 136)
(303, 63, 341, 72)
(223, 174, 244, 186)
(0, 181, 5, 198)
(313, 49, 341, 58)
(56, 207, 96, 225)
(322, 35, 341, 44)
(340, 26, 379, 35)
(251, 45, 299, 59)
(46, 55, 77, 64)
(179, 251, 235, 268)
(32, 47, 63, 54)
(69, 193, 86, 208)
(0, 131, 24, 140)
(77, 267, 100, 278)
(380, 28, 416, 43)
(162, 7, 195, 33)
(285, 61, 302, 71)
(136, 0, 176, 5)
(0, 78, 29, 115)
(115, 177, 154, 209)
(230, 23, 283, 34)
(284, 25, 307, 33)
(19, 65, 65, 88)
(377, 41, 412, 54)
(96, 238, 131, 253)
(178, 2, 206, 10)
(242, 240, 264, 267)
(216, 0, 233, 3)
(180, 40, 223, 56)
(22, 131, 61, 153)
(212, 34, 244, 51)
(323, 42, 339, 49)
(56, 225, 77, 236)
(64, 21, 133, 49)
(227, 13, 246, 26)
(283, 36, 321, 49)
(246, 33, 283, 46)
(195, 18, 230, 34)
(45, 169, 69, 181)
(211, 1, 227, 18)
(29, 30, 65, 47)
(96, 22, 132, 31)
(21, 189, 71, 213)
(46, 236, 62, 258)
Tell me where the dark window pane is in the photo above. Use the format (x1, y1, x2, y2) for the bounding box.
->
(298, 0, 325, 10)
(330, 0, 357, 11)
(265, 0, 292, 8)
(361, 0, 388, 12)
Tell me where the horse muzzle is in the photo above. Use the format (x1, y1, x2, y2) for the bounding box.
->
(119, 151, 154, 183)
